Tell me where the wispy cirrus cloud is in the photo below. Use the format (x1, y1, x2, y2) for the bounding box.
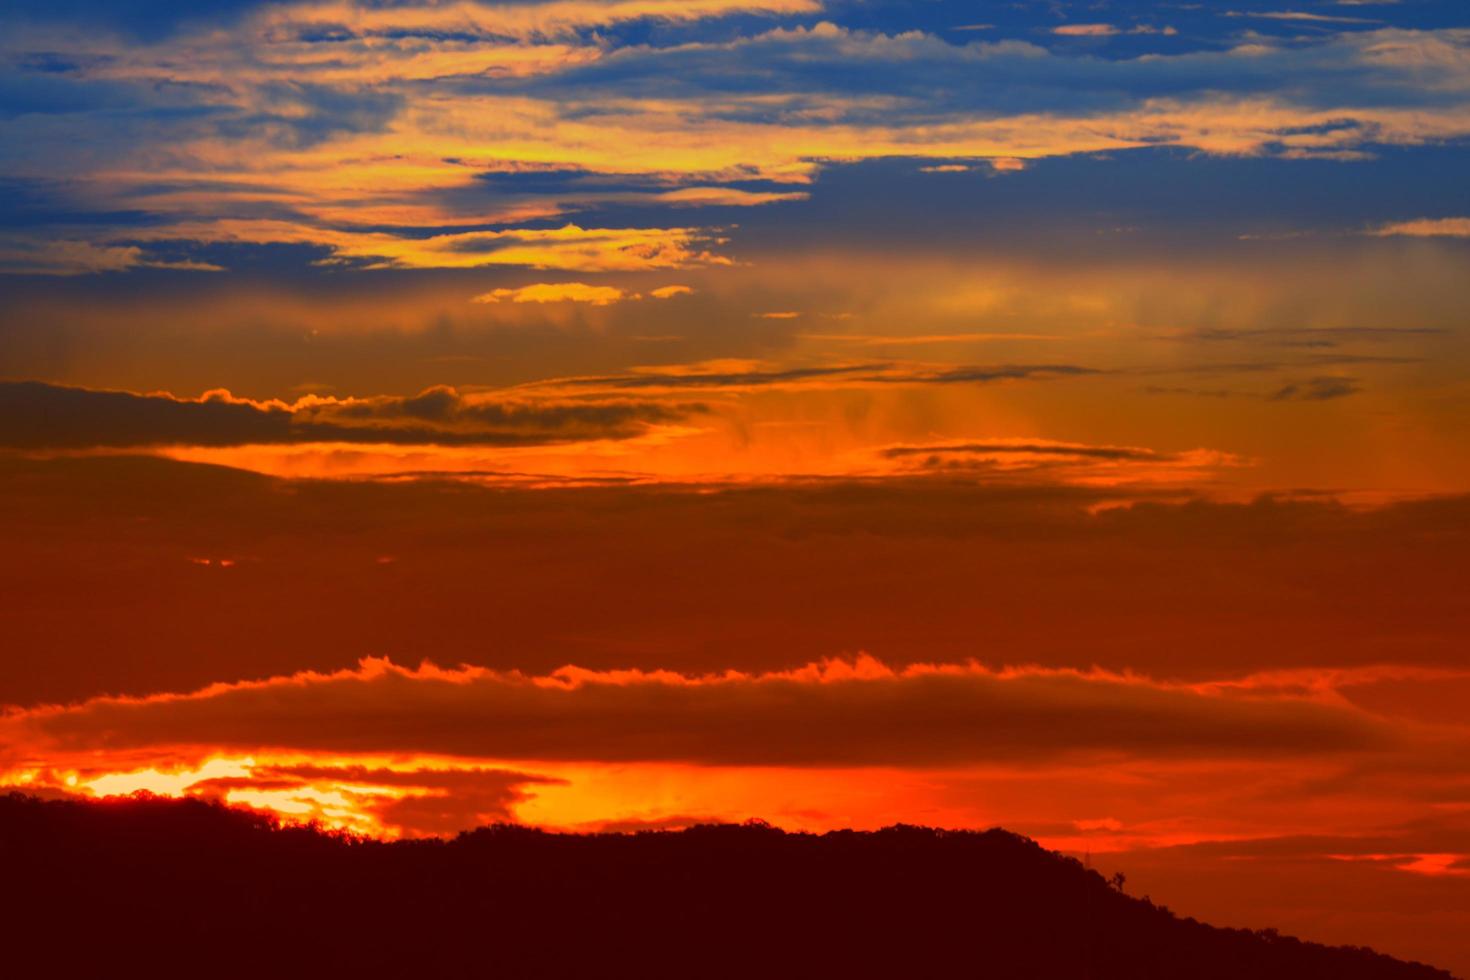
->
(1169, 326, 1445, 348)
(1222, 10, 1382, 26)
(1269, 376, 1364, 401)
(530, 360, 1101, 394)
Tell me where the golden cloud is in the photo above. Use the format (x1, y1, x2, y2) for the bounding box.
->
(473, 282, 633, 305)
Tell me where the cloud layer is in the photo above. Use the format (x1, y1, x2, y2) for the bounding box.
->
(8, 655, 1397, 767)
(0, 380, 695, 447)
(3, 3, 1469, 272)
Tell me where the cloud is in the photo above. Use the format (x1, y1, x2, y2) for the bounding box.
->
(801, 332, 1056, 346)
(473, 282, 633, 305)
(5, 15, 1470, 275)
(0, 381, 696, 449)
(1269, 376, 1363, 401)
(879, 441, 1175, 463)
(117, 221, 733, 273)
(1174, 327, 1445, 348)
(247, 0, 824, 47)
(1372, 217, 1470, 238)
(874, 439, 1244, 486)
(536, 361, 1100, 393)
(201, 762, 558, 837)
(1154, 354, 1416, 378)
(9, 754, 560, 838)
(1052, 25, 1118, 37)
(5, 655, 1398, 769)
(1223, 11, 1381, 25)
(0, 239, 223, 276)
(651, 187, 809, 207)
(471, 281, 696, 304)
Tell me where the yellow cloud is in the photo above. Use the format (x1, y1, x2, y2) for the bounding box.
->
(473, 283, 631, 305)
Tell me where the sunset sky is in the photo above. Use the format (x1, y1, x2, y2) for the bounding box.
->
(1, 0, 1468, 973)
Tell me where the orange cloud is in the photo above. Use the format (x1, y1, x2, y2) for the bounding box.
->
(1053, 24, 1118, 36)
(1371, 217, 1470, 238)
(471, 282, 697, 304)
(473, 282, 633, 305)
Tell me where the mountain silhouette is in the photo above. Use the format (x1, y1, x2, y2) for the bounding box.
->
(0, 792, 1454, 979)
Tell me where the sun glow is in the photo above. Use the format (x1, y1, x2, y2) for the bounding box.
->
(82, 758, 255, 797)
(46, 755, 434, 836)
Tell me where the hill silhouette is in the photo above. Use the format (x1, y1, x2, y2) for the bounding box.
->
(0, 792, 1455, 979)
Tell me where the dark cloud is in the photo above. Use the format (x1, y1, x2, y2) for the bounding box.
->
(1269, 376, 1363, 402)
(1158, 355, 1418, 378)
(17, 657, 1394, 767)
(1178, 327, 1446, 349)
(219, 82, 405, 149)
(548, 362, 1099, 391)
(0, 380, 695, 448)
(880, 442, 1169, 462)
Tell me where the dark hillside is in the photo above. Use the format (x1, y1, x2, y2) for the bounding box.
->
(0, 793, 1455, 979)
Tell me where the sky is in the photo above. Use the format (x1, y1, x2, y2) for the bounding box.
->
(1, 0, 1469, 973)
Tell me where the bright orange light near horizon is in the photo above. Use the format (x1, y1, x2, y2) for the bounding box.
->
(81, 757, 255, 798)
(34, 755, 422, 837)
